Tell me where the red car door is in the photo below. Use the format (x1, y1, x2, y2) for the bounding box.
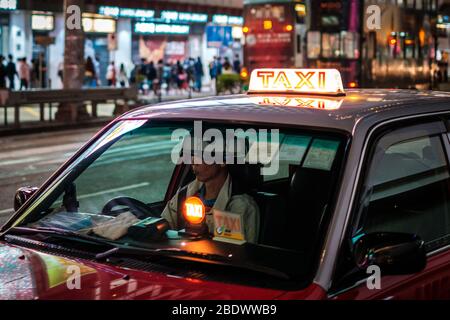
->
(330, 121, 450, 300)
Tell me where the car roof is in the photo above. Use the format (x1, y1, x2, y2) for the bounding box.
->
(122, 89, 450, 135)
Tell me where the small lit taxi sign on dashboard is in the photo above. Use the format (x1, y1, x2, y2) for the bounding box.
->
(248, 68, 345, 96)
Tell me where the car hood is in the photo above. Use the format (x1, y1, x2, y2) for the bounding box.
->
(0, 241, 322, 300)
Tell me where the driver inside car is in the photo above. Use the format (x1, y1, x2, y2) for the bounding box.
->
(161, 155, 260, 243)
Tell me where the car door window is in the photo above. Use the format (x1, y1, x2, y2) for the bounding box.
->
(354, 130, 450, 252)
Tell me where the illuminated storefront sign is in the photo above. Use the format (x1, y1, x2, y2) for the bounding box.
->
(160, 11, 208, 23)
(232, 26, 243, 39)
(32, 14, 54, 31)
(83, 17, 116, 33)
(99, 6, 155, 19)
(134, 22, 190, 35)
(0, 0, 16, 10)
(212, 14, 244, 26)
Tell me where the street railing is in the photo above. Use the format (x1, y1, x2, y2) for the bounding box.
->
(0, 87, 138, 128)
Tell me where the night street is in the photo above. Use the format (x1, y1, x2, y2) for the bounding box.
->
(1, 0, 450, 306)
(0, 127, 100, 223)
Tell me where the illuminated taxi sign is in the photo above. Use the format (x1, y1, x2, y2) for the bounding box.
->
(250, 96, 344, 110)
(183, 196, 205, 225)
(248, 68, 345, 96)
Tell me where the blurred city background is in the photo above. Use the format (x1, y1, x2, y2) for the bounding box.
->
(1, 0, 450, 222)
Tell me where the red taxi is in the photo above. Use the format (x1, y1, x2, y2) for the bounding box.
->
(1, 69, 450, 300)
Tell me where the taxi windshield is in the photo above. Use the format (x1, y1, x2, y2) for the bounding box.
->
(10, 119, 346, 289)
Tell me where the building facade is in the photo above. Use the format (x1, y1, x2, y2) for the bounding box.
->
(2, 0, 244, 88)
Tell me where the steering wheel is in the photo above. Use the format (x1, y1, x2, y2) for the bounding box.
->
(101, 196, 160, 219)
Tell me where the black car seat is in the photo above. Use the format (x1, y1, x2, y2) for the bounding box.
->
(254, 190, 286, 247)
(284, 167, 334, 255)
(228, 163, 286, 246)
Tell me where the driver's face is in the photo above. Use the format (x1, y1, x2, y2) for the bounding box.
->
(191, 156, 225, 183)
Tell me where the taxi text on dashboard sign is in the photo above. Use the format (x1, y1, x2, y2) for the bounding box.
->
(248, 68, 345, 96)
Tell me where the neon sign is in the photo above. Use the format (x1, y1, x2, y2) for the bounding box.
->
(134, 22, 190, 35)
(161, 11, 208, 23)
(99, 6, 155, 19)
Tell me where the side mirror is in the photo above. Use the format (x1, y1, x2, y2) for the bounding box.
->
(353, 232, 427, 275)
(14, 186, 39, 211)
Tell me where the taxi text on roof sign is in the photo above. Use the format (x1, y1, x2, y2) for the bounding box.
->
(248, 68, 345, 96)
(249, 96, 344, 110)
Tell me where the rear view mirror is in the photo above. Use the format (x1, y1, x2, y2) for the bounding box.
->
(14, 186, 39, 211)
(353, 232, 427, 275)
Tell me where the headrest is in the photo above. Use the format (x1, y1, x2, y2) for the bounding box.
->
(228, 163, 263, 194)
(290, 167, 332, 193)
(178, 137, 246, 164)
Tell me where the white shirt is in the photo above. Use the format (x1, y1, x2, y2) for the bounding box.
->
(161, 174, 260, 243)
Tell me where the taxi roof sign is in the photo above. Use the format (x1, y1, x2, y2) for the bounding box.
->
(248, 68, 345, 96)
(249, 96, 344, 110)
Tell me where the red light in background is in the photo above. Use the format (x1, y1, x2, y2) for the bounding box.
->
(348, 81, 357, 88)
(263, 20, 272, 30)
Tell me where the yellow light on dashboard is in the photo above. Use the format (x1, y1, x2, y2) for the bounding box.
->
(248, 68, 345, 96)
(183, 196, 205, 225)
(285, 24, 293, 32)
(263, 20, 272, 30)
(242, 26, 249, 33)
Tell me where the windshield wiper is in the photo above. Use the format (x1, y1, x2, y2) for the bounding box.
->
(7, 227, 290, 280)
(7, 226, 148, 261)
(96, 246, 291, 280)
(8, 226, 118, 249)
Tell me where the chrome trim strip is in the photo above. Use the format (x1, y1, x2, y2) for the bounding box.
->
(428, 243, 450, 257)
(314, 110, 450, 293)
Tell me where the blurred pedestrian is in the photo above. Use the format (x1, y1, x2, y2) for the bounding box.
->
(147, 61, 156, 89)
(57, 61, 64, 84)
(38, 53, 47, 88)
(215, 56, 223, 76)
(222, 57, 233, 74)
(175, 60, 186, 92)
(136, 58, 147, 93)
(185, 58, 195, 90)
(209, 57, 218, 90)
(129, 62, 138, 86)
(106, 61, 116, 87)
(194, 57, 204, 92)
(163, 62, 171, 94)
(18, 58, 30, 90)
(84, 56, 96, 87)
(93, 54, 101, 86)
(30, 59, 38, 88)
(6, 54, 17, 90)
(233, 54, 241, 74)
(0, 55, 6, 89)
(118, 63, 128, 87)
(154, 59, 164, 97)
